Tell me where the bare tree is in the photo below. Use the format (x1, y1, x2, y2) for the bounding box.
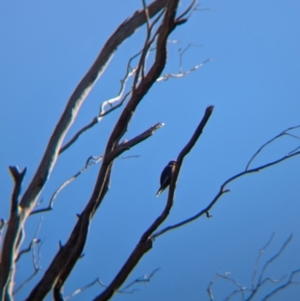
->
(207, 234, 300, 301)
(0, 1, 299, 301)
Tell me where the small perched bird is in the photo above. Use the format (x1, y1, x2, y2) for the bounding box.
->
(156, 160, 176, 197)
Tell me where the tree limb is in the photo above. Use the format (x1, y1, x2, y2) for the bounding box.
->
(95, 105, 214, 301)
(1, 1, 169, 298)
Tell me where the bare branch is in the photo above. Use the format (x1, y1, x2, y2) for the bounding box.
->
(145, 105, 214, 241)
(176, 0, 198, 20)
(19, 0, 169, 210)
(157, 58, 210, 82)
(30, 155, 103, 215)
(261, 269, 300, 301)
(120, 268, 160, 292)
(246, 125, 300, 170)
(64, 268, 159, 300)
(0, 167, 27, 299)
(94, 105, 213, 301)
(26, 121, 163, 301)
(60, 2, 207, 156)
(2, 2, 170, 298)
(207, 272, 251, 301)
(251, 233, 275, 290)
(108, 122, 164, 160)
(257, 234, 293, 286)
(207, 235, 300, 301)
(15, 238, 40, 262)
(16, 217, 43, 263)
(64, 278, 107, 301)
(152, 150, 300, 239)
(8, 166, 27, 214)
(13, 233, 42, 295)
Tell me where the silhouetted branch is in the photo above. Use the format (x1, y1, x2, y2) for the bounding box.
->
(145, 105, 214, 241)
(246, 125, 300, 170)
(8, 166, 27, 213)
(109, 122, 164, 160)
(95, 105, 213, 301)
(152, 148, 300, 239)
(207, 272, 251, 301)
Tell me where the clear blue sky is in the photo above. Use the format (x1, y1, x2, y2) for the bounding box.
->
(1, 1, 300, 300)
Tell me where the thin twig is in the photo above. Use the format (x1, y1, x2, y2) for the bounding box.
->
(257, 234, 293, 286)
(13, 220, 43, 295)
(251, 233, 275, 289)
(31, 154, 139, 215)
(120, 268, 160, 292)
(30, 155, 103, 215)
(64, 269, 160, 300)
(246, 125, 300, 170)
(207, 272, 251, 301)
(261, 269, 300, 301)
(157, 58, 210, 81)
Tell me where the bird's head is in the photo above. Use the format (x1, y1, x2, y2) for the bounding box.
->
(168, 160, 176, 166)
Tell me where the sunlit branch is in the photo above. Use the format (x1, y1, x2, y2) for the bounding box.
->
(2, 2, 170, 298)
(13, 222, 43, 295)
(59, 2, 205, 156)
(16, 218, 43, 262)
(157, 58, 210, 82)
(15, 238, 40, 262)
(60, 22, 160, 155)
(64, 268, 159, 300)
(0, 166, 27, 299)
(31, 154, 139, 216)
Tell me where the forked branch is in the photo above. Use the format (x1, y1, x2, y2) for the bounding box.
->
(96, 105, 214, 301)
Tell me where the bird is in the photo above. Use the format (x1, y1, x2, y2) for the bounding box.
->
(156, 160, 176, 197)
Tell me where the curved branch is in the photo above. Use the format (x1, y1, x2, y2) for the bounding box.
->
(152, 150, 300, 239)
(20, 0, 169, 210)
(30, 155, 104, 215)
(143, 105, 214, 241)
(95, 105, 214, 301)
(246, 125, 300, 170)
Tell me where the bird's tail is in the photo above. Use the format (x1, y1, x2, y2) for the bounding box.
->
(156, 188, 163, 197)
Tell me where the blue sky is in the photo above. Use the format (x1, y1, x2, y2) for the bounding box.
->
(1, 1, 300, 300)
